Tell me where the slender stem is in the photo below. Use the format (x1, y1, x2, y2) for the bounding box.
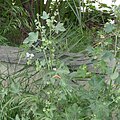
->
(115, 34, 118, 57)
(108, 78, 113, 97)
(43, 50, 49, 70)
(45, 0, 52, 13)
(49, 27, 53, 69)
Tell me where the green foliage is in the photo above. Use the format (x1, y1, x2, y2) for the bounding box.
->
(104, 23, 115, 33)
(0, 0, 64, 45)
(59, 0, 114, 29)
(0, 35, 10, 45)
(0, 1, 120, 120)
(23, 11, 65, 69)
(0, 0, 30, 45)
(0, 53, 120, 119)
(54, 22, 66, 34)
(23, 32, 39, 46)
(0, 0, 115, 46)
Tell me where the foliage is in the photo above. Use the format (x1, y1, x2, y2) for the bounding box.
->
(0, 0, 64, 45)
(0, 1, 120, 120)
(0, 0, 115, 46)
(0, 0, 30, 45)
(60, 0, 114, 29)
(0, 45, 120, 119)
(22, 11, 66, 70)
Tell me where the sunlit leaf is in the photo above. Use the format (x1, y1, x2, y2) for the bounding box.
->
(23, 31, 39, 45)
(41, 11, 49, 20)
(55, 22, 66, 34)
(15, 114, 20, 120)
(104, 23, 115, 33)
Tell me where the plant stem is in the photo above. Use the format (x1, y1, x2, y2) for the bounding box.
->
(115, 34, 118, 57)
(43, 50, 49, 70)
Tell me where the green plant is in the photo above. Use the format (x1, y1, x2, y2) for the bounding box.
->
(0, 0, 30, 45)
(0, 2, 120, 120)
(0, 48, 120, 119)
(23, 11, 66, 70)
(66, 0, 83, 26)
(47, 24, 94, 53)
(60, 0, 114, 30)
(0, 35, 10, 45)
(17, 0, 64, 29)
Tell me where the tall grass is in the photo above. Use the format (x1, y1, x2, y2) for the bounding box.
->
(67, 0, 83, 26)
(54, 25, 94, 53)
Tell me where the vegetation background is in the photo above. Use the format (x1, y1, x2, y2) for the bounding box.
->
(0, 0, 120, 120)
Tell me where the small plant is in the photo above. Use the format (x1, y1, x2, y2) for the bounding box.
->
(23, 11, 66, 70)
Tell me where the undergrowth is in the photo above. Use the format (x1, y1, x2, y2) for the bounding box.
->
(0, 1, 120, 120)
(0, 8, 120, 119)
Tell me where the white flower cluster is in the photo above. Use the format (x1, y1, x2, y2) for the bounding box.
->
(26, 52, 34, 59)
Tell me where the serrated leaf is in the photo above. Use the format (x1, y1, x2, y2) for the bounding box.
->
(23, 31, 38, 45)
(41, 11, 49, 20)
(55, 22, 66, 34)
(104, 23, 115, 33)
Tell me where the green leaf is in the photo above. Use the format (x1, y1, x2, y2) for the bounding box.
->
(77, 65, 88, 78)
(41, 11, 49, 20)
(23, 31, 39, 45)
(102, 51, 113, 63)
(46, 19, 53, 27)
(55, 22, 66, 34)
(110, 71, 119, 80)
(15, 114, 20, 120)
(90, 101, 110, 119)
(104, 23, 115, 33)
